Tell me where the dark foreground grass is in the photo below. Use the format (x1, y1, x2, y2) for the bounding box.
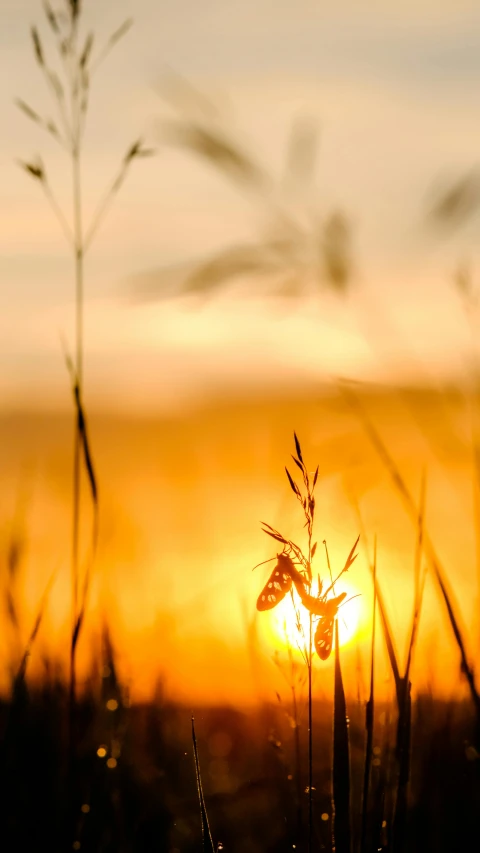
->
(1, 672, 479, 853)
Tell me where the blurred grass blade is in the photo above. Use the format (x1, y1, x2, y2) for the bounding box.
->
(158, 68, 220, 121)
(74, 382, 98, 506)
(373, 568, 401, 705)
(333, 620, 352, 853)
(14, 567, 56, 687)
(392, 476, 427, 853)
(340, 383, 480, 726)
(284, 117, 318, 190)
(405, 471, 427, 682)
(321, 211, 352, 293)
(63, 344, 99, 664)
(181, 244, 277, 296)
(64, 346, 98, 510)
(428, 169, 480, 229)
(162, 121, 268, 191)
(91, 18, 133, 72)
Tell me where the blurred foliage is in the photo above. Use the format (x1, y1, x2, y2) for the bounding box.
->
(132, 74, 354, 304)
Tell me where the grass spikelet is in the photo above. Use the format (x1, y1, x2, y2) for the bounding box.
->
(322, 211, 352, 293)
(43, 1, 60, 34)
(15, 98, 43, 125)
(31, 26, 45, 66)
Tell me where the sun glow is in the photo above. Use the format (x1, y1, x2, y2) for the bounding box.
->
(269, 577, 362, 656)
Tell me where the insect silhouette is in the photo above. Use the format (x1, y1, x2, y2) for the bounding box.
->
(256, 552, 347, 660)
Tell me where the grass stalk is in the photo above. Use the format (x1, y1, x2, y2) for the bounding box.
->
(392, 474, 426, 853)
(273, 638, 305, 841)
(256, 435, 356, 850)
(17, 6, 154, 845)
(360, 536, 376, 853)
(308, 613, 313, 853)
(332, 621, 351, 853)
(191, 716, 215, 853)
(291, 676, 303, 838)
(18, 0, 153, 750)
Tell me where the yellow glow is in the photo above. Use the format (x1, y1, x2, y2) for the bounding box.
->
(2, 392, 479, 706)
(106, 699, 119, 711)
(107, 758, 118, 769)
(270, 577, 362, 656)
(97, 747, 107, 758)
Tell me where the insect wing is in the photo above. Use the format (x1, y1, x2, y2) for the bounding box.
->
(314, 615, 334, 660)
(314, 592, 346, 659)
(256, 557, 293, 611)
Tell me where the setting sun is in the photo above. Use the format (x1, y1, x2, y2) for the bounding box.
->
(269, 577, 362, 656)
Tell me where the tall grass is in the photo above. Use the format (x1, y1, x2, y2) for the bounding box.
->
(341, 383, 480, 733)
(257, 435, 318, 850)
(16, 1, 154, 843)
(17, 0, 153, 712)
(255, 434, 358, 851)
(351, 471, 427, 853)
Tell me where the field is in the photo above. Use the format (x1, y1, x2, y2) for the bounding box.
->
(3, 2, 480, 851)
(1, 388, 480, 851)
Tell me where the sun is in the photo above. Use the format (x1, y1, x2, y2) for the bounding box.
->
(268, 576, 362, 655)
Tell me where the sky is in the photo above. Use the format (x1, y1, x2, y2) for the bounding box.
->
(2, 390, 479, 704)
(2, 0, 480, 409)
(1, 2, 480, 704)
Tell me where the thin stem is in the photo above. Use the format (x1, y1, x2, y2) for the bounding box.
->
(43, 178, 74, 244)
(361, 536, 376, 853)
(291, 680, 303, 840)
(308, 614, 313, 853)
(306, 480, 314, 853)
(84, 161, 129, 252)
(69, 13, 83, 764)
(192, 716, 215, 853)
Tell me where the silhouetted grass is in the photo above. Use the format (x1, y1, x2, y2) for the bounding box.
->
(333, 623, 351, 853)
(340, 383, 480, 733)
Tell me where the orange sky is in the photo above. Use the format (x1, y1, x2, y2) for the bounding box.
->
(1, 388, 479, 705)
(1, 2, 480, 709)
